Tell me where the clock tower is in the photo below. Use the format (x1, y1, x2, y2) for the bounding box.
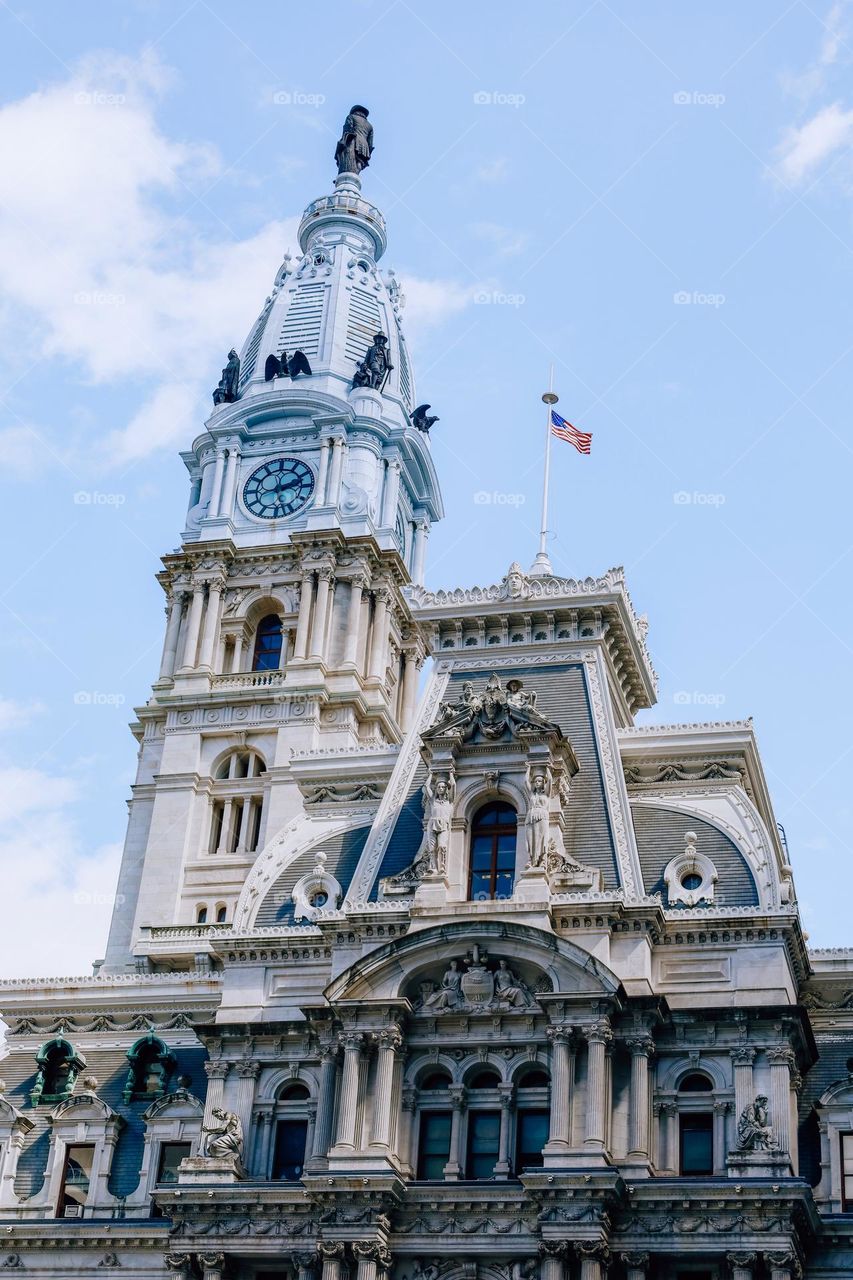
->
(103, 107, 443, 969)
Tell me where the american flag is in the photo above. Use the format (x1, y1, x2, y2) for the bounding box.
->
(551, 409, 592, 455)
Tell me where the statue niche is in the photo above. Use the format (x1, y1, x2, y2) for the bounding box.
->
(30, 1038, 86, 1107)
(122, 1034, 176, 1103)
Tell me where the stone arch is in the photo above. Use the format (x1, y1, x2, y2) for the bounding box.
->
(406, 1054, 459, 1088)
(257, 1066, 320, 1103)
(658, 1055, 728, 1092)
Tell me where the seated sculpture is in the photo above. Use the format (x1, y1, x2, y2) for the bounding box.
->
(736, 1095, 777, 1151)
(202, 1106, 244, 1160)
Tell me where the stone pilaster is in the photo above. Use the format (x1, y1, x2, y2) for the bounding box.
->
(767, 1045, 796, 1163)
(201, 1061, 230, 1134)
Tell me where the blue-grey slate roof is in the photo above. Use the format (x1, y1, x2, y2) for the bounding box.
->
(631, 803, 759, 908)
(370, 663, 618, 896)
(255, 825, 371, 925)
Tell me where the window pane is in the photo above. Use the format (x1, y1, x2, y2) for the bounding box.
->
(58, 1145, 94, 1217)
(470, 873, 491, 901)
(418, 1112, 451, 1180)
(516, 1110, 549, 1170)
(471, 838, 494, 870)
(466, 1110, 500, 1179)
(157, 1142, 191, 1184)
(494, 870, 515, 898)
(272, 1119, 308, 1181)
(680, 1113, 713, 1174)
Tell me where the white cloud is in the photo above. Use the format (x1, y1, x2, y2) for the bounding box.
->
(782, 0, 850, 99)
(475, 157, 509, 182)
(399, 276, 477, 338)
(0, 764, 121, 977)
(775, 101, 853, 185)
(471, 221, 530, 258)
(0, 699, 44, 731)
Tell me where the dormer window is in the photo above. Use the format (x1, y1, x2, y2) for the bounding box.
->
(469, 802, 517, 901)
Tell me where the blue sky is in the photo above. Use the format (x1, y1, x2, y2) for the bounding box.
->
(1, 0, 852, 974)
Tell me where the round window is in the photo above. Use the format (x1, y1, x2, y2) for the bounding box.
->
(309, 890, 328, 909)
(681, 872, 703, 891)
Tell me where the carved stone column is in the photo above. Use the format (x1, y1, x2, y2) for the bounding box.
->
(411, 518, 430, 585)
(327, 437, 345, 507)
(367, 588, 390, 680)
(767, 1046, 795, 1162)
(583, 1019, 612, 1156)
(732, 1046, 756, 1125)
(620, 1253, 649, 1280)
(351, 1241, 391, 1280)
(293, 571, 314, 659)
(311, 1046, 340, 1164)
(663, 1101, 679, 1173)
(626, 1034, 654, 1163)
(315, 436, 332, 505)
(343, 575, 367, 666)
(539, 1241, 568, 1280)
(158, 588, 187, 680)
(178, 582, 206, 671)
(398, 1086, 417, 1175)
(381, 455, 402, 527)
(400, 648, 421, 731)
(310, 566, 334, 660)
(495, 1084, 514, 1177)
(332, 1034, 364, 1151)
(713, 1100, 730, 1174)
(726, 1252, 757, 1280)
(164, 1255, 194, 1280)
(575, 1242, 610, 1280)
(293, 1252, 319, 1280)
(444, 1085, 467, 1179)
(764, 1250, 801, 1280)
(197, 577, 225, 671)
(369, 1028, 404, 1152)
(221, 444, 240, 516)
(318, 1242, 345, 1280)
(233, 1060, 260, 1163)
(253, 1110, 273, 1177)
(545, 1026, 574, 1156)
(207, 445, 226, 519)
(198, 1254, 226, 1280)
(201, 1061, 230, 1137)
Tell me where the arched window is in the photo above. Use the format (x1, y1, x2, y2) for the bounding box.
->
(209, 750, 267, 856)
(197, 906, 208, 924)
(270, 1080, 312, 1181)
(31, 1038, 85, 1107)
(252, 614, 283, 671)
(469, 802, 517, 901)
(679, 1073, 713, 1093)
(515, 1066, 550, 1172)
(677, 1072, 715, 1174)
(421, 1071, 451, 1092)
(215, 905, 227, 924)
(122, 1034, 175, 1103)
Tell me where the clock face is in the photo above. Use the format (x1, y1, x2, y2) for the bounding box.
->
(243, 457, 315, 520)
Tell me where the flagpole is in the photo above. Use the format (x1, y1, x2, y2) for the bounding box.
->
(531, 366, 558, 577)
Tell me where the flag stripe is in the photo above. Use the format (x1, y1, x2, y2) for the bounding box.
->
(550, 409, 592, 454)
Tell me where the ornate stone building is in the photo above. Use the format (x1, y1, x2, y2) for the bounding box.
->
(2, 107, 853, 1280)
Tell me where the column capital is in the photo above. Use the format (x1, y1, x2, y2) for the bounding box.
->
(198, 1256, 226, 1270)
(374, 1026, 404, 1054)
(351, 1241, 392, 1268)
(625, 1033, 655, 1058)
(766, 1045, 796, 1069)
(546, 1023, 577, 1047)
(449, 1084, 467, 1110)
(317, 1242, 346, 1261)
(338, 1031, 365, 1054)
(731, 1046, 756, 1066)
(574, 1241, 610, 1265)
(235, 1059, 261, 1079)
(164, 1256, 194, 1277)
(204, 1060, 231, 1082)
(620, 1254, 649, 1270)
(764, 1251, 802, 1279)
(318, 564, 336, 585)
(583, 1018, 613, 1046)
(539, 1241, 570, 1259)
(499, 1083, 515, 1109)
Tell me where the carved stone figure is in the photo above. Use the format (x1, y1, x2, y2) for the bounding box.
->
(504, 562, 528, 599)
(212, 349, 240, 405)
(411, 403, 439, 433)
(334, 105, 374, 175)
(507, 678, 537, 711)
(525, 768, 551, 868)
(494, 959, 531, 1008)
(422, 771, 455, 875)
(422, 960, 462, 1010)
(423, 673, 562, 746)
(736, 1095, 777, 1151)
(202, 1106, 244, 1159)
(352, 332, 393, 391)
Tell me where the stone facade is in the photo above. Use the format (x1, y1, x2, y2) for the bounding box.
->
(3, 114, 853, 1280)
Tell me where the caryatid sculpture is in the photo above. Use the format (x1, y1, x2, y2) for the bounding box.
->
(422, 770, 455, 876)
(524, 767, 551, 869)
(334, 104, 374, 175)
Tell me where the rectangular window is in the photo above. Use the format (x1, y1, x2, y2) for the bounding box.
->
(466, 1110, 500, 1179)
(515, 1110, 549, 1171)
(57, 1144, 95, 1217)
(679, 1112, 714, 1175)
(157, 1142, 191, 1185)
(272, 1119, 308, 1181)
(417, 1111, 452, 1180)
(842, 1132, 853, 1210)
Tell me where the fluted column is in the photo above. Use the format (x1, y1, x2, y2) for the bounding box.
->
(315, 436, 332, 505)
(713, 1100, 729, 1174)
(583, 1019, 612, 1155)
(253, 1110, 273, 1176)
(620, 1254, 649, 1280)
(726, 1253, 757, 1280)
(343, 574, 366, 665)
(332, 1034, 364, 1151)
(231, 632, 244, 673)
(208, 445, 226, 518)
(293, 1253, 319, 1280)
(293, 572, 314, 659)
(411, 517, 429, 585)
(158, 587, 186, 679)
(545, 1027, 574, 1154)
(178, 583, 205, 672)
(369, 1028, 403, 1152)
(444, 1085, 466, 1179)
(768, 1045, 795, 1160)
(495, 1084, 514, 1177)
(352, 1242, 391, 1280)
(400, 649, 421, 731)
(626, 1034, 654, 1161)
(381, 455, 402, 527)
(732, 1046, 756, 1126)
(575, 1242, 610, 1280)
(198, 1254, 225, 1280)
(201, 1061, 230, 1138)
(368, 588, 390, 679)
(765, 1251, 798, 1280)
(233, 1059, 260, 1157)
(310, 566, 334, 660)
(311, 1047, 340, 1162)
(318, 1242, 345, 1280)
(197, 578, 224, 671)
(326, 437, 345, 507)
(220, 444, 240, 518)
(539, 1242, 568, 1280)
(398, 1087, 416, 1175)
(662, 1102, 678, 1173)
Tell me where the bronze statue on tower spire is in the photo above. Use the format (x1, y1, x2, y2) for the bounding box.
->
(334, 104, 374, 175)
